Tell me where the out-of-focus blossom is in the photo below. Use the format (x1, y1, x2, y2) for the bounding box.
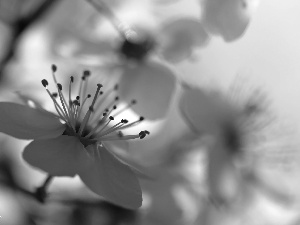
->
(200, 0, 260, 41)
(0, 65, 151, 209)
(179, 84, 296, 223)
(47, 0, 210, 120)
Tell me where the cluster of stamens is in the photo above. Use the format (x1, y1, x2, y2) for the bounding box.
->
(41, 65, 149, 147)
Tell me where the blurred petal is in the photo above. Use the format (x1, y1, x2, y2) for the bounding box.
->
(0, 102, 65, 139)
(160, 18, 210, 62)
(15, 91, 44, 109)
(207, 136, 240, 205)
(79, 145, 142, 209)
(23, 136, 88, 176)
(179, 87, 219, 134)
(119, 61, 177, 120)
(201, 0, 260, 41)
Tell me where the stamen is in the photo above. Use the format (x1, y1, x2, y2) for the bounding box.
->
(117, 116, 144, 130)
(98, 105, 117, 124)
(69, 76, 74, 108)
(75, 94, 91, 121)
(51, 64, 58, 84)
(93, 84, 118, 113)
(96, 134, 140, 141)
(112, 99, 137, 117)
(78, 84, 102, 135)
(96, 118, 127, 138)
(41, 80, 68, 122)
(81, 70, 91, 102)
(57, 83, 72, 125)
(85, 115, 116, 138)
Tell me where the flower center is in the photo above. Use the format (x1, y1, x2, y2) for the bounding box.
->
(118, 33, 156, 61)
(42, 65, 149, 147)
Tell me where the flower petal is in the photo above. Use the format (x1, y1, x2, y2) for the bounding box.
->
(78, 145, 142, 209)
(201, 0, 260, 41)
(23, 136, 88, 176)
(119, 61, 177, 120)
(0, 102, 65, 139)
(207, 135, 240, 205)
(159, 18, 210, 62)
(179, 87, 219, 133)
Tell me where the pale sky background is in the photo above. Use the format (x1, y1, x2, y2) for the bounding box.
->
(178, 0, 300, 131)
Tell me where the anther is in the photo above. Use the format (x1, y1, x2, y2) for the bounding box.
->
(57, 83, 62, 91)
(114, 84, 119, 90)
(83, 70, 91, 77)
(52, 92, 58, 98)
(76, 96, 80, 100)
(70, 76, 74, 82)
(131, 99, 137, 105)
(118, 131, 124, 137)
(145, 130, 150, 135)
(73, 100, 80, 106)
(115, 96, 119, 101)
(121, 119, 128, 123)
(41, 79, 48, 87)
(109, 116, 114, 120)
(139, 116, 144, 121)
(139, 131, 146, 139)
(51, 64, 57, 72)
(87, 94, 91, 98)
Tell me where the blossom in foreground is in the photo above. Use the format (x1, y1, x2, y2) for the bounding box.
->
(179, 84, 293, 211)
(0, 65, 150, 209)
(50, 0, 210, 119)
(200, 0, 260, 41)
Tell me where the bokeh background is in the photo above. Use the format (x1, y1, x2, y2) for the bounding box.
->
(1, 0, 300, 224)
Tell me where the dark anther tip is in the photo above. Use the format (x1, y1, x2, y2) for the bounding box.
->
(83, 70, 91, 77)
(73, 100, 80, 106)
(121, 119, 128, 124)
(76, 96, 80, 100)
(41, 79, 48, 87)
(52, 92, 58, 98)
(51, 64, 57, 72)
(109, 116, 114, 120)
(115, 96, 119, 101)
(57, 83, 62, 91)
(131, 99, 137, 104)
(103, 113, 107, 117)
(139, 131, 146, 139)
(113, 105, 117, 109)
(87, 94, 91, 98)
(70, 76, 74, 82)
(114, 84, 119, 90)
(89, 106, 94, 111)
(97, 83, 103, 88)
(139, 116, 144, 121)
(145, 130, 150, 135)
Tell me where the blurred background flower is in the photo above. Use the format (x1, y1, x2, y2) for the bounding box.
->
(1, 0, 300, 224)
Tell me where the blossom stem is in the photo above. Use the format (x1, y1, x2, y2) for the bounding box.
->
(34, 175, 54, 203)
(85, 0, 130, 39)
